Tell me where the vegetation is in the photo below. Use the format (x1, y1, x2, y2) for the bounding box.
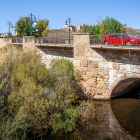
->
(78, 16, 126, 35)
(0, 45, 95, 140)
(36, 19, 49, 37)
(15, 17, 49, 37)
(15, 17, 31, 37)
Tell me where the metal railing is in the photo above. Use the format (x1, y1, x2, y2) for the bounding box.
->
(35, 36, 74, 44)
(90, 33, 140, 46)
(12, 37, 23, 43)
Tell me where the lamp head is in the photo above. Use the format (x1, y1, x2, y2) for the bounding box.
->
(65, 20, 68, 27)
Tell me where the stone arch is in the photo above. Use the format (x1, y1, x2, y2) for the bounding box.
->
(109, 75, 140, 99)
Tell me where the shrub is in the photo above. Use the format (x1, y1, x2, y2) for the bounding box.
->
(0, 45, 95, 140)
(0, 46, 80, 140)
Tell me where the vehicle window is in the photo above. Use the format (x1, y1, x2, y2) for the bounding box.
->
(112, 34, 118, 37)
(109, 34, 115, 37)
(123, 34, 133, 37)
(117, 34, 122, 37)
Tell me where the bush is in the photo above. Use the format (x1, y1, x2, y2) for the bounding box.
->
(0, 45, 95, 140)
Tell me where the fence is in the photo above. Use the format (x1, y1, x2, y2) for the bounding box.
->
(12, 37, 23, 43)
(90, 33, 140, 46)
(35, 36, 74, 44)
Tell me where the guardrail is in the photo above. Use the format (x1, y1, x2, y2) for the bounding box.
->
(90, 33, 140, 46)
(35, 36, 74, 44)
(12, 37, 23, 43)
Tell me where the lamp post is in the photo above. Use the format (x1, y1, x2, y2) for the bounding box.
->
(36, 25, 40, 37)
(7, 21, 13, 37)
(65, 18, 71, 44)
(29, 13, 37, 36)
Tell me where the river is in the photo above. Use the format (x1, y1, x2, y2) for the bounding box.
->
(32, 89, 140, 140)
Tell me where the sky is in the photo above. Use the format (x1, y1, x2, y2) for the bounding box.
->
(0, 0, 140, 34)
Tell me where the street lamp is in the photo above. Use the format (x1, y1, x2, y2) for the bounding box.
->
(7, 21, 13, 37)
(29, 13, 37, 36)
(65, 18, 71, 44)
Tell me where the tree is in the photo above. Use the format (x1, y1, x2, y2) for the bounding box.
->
(15, 17, 31, 37)
(41, 30, 48, 37)
(78, 16, 126, 35)
(35, 19, 49, 37)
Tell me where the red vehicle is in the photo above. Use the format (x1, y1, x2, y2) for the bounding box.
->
(103, 33, 140, 46)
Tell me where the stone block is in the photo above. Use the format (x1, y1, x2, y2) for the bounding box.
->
(86, 71, 97, 78)
(97, 78, 104, 82)
(98, 62, 109, 68)
(74, 60, 81, 67)
(85, 52, 91, 57)
(93, 57, 103, 61)
(126, 64, 135, 72)
(86, 57, 92, 60)
(103, 68, 109, 75)
(88, 60, 98, 67)
(119, 64, 127, 71)
(75, 67, 87, 72)
(135, 68, 140, 74)
(87, 68, 98, 74)
(118, 70, 127, 74)
(109, 70, 117, 77)
(74, 44, 85, 57)
(81, 60, 88, 67)
(74, 56, 87, 60)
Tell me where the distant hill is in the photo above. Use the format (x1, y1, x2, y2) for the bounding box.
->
(47, 26, 140, 37)
(47, 29, 74, 37)
(123, 26, 140, 34)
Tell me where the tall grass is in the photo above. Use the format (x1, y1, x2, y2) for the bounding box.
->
(0, 45, 95, 140)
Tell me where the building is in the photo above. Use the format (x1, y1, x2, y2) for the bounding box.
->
(0, 33, 14, 37)
(66, 22, 85, 32)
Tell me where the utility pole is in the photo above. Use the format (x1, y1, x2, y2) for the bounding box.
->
(7, 21, 13, 37)
(65, 18, 71, 44)
(31, 13, 32, 36)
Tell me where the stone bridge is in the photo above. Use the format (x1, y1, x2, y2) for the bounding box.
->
(74, 33, 140, 100)
(1, 34, 140, 100)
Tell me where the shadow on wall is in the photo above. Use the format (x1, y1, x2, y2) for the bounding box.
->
(91, 48, 140, 66)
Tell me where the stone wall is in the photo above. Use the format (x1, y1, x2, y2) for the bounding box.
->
(74, 33, 140, 100)
(23, 36, 74, 68)
(0, 38, 12, 48)
(36, 46, 74, 68)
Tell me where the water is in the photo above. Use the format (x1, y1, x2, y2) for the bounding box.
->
(33, 90, 140, 140)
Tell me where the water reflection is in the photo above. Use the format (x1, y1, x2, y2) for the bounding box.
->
(41, 101, 136, 140)
(111, 99, 140, 139)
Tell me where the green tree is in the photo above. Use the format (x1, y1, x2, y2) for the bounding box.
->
(78, 16, 126, 35)
(15, 17, 31, 37)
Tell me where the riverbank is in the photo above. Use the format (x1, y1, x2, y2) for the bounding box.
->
(0, 45, 96, 140)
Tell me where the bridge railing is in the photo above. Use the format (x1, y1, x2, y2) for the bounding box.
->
(12, 37, 23, 44)
(90, 33, 140, 46)
(35, 36, 74, 44)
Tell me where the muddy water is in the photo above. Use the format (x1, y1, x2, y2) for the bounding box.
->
(111, 98, 140, 139)
(33, 89, 140, 140)
(39, 100, 139, 140)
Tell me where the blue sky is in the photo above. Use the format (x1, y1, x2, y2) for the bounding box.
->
(0, 0, 140, 33)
